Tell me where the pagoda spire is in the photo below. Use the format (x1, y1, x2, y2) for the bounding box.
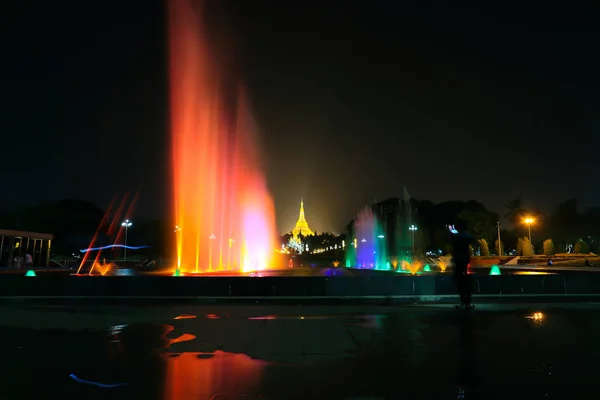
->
(299, 198, 305, 221)
(292, 199, 314, 238)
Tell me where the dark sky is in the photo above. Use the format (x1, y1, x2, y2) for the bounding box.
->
(4, 1, 600, 233)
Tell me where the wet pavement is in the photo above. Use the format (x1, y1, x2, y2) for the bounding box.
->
(1, 302, 599, 399)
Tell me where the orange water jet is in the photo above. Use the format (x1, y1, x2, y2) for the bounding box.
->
(168, 0, 275, 273)
(401, 260, 423, 275)
(89, 261, 117, 276)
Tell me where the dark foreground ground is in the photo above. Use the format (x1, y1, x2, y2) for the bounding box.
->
(1, 300, 599, 399)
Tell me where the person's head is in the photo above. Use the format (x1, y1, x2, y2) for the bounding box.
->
(454, 218, 468, 232)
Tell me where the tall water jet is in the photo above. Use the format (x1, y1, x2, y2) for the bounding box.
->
(345, 207, 388, 269)
(168, 0, 275, 273)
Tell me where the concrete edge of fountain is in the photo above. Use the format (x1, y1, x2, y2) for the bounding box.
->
(1, 294, 600, 306)
(2, 273, 600, 298)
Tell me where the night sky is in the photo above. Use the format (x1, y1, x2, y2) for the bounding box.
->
(4, 1, 599, 233)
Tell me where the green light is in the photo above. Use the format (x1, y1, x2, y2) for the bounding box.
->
(25, 270, 36, 277)
(490, 265, 501, 276)
(172, 269, 181, 277)
(423, 264, 431, 272)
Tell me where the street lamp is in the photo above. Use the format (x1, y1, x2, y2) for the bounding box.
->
(409, 224, 418, 253)
(208, 234, 216, 272)
(173, 226, 181, 270)
(227, 238, 234, 270)
(523, 217, 535, 255)
(121, 219, 132, 261)
(496, 221, 502, 256)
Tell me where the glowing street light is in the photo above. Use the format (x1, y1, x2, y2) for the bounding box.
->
(409, 224, 418, 253)
(523, 217, 535, 255)
(121, 219, 132, 261)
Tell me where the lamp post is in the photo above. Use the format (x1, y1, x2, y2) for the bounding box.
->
(409, 224, 418, 253)
(173, 226, 181, 269)
(227, 238, 234, 270)
(497, 221, 502, 256)
(121, 220, 132, 261)
(209, 234, 216, 272)
(523, 217, 535, 255)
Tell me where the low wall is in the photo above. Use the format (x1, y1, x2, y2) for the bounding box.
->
(1, 274, 600, 297)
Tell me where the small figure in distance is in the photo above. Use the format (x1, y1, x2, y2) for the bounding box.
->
(449, 219, 475, 310)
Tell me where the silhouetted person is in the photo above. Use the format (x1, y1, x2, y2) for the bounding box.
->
(585, 258, 593, 267)
(451, 219, 474, 309)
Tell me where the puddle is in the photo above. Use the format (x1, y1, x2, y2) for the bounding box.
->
(3, 307, 595, 399)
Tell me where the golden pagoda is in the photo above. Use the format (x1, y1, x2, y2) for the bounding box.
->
(292, 199, 314, 238)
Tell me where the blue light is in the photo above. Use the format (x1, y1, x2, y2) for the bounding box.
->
(69, 373, 127, 388)
(79, 244, 151, 253)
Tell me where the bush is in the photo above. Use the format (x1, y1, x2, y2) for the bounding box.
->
(543, 239, 555, 256)
(517, 238, 523, 256)
(478, 239, 490, 256)
(521, 237, 534, 257)
(574, 239, 590, 254)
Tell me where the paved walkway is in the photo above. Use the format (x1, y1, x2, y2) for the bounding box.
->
(1, 302, 598, 399)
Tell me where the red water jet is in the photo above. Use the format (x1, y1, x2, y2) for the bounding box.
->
(168, 0, 276, 273)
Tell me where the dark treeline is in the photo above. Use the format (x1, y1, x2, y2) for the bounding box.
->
(413, 197, 597, 255)
(0, 197, 597, 256)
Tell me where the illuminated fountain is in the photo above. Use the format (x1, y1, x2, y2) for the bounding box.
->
(345, 195, 416, 270)
(345, 207, 388, 269)
(168, 0, 275, 274)
(89, 261, 118, 276)
(400, 259, 423, 275)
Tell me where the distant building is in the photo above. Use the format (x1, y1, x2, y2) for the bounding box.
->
(291, 200, 314, 239)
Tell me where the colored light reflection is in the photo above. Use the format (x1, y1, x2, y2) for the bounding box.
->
(527, 312, 544, 322)
(158, 325, 197, 348)
(162, 351, 266, 400)
(174, 314, 197, 320)
(168, 0, 275, 274)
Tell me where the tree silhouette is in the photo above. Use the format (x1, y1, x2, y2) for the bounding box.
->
(574, 239, 589, 254)
(504, 198, 525, 225)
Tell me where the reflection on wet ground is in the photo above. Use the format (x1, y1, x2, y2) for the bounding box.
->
(1, 302, 599, 399)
